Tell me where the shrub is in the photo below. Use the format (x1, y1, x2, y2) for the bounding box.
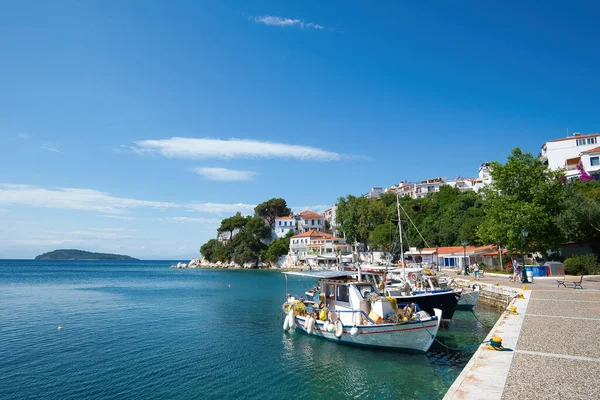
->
(563, 254, 599, 275)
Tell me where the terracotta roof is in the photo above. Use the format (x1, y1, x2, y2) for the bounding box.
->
(547, 133, 600, 143)
(276, 216, 295, 220)
(291, 230, 341, 240)
(298, 210, 324, 219)
(581, 146, 600, 155)
(420, 245, 497, 255)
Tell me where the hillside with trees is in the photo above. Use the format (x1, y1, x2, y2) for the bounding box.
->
(35, 249, 138, 260)
(335, 147, 600, 261)
(199, 198, 293, 266)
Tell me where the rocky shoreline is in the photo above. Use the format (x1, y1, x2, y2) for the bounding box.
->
(170, 257, 305, 270)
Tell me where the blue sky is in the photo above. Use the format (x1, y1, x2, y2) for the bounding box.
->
(1, 1, 599, 259)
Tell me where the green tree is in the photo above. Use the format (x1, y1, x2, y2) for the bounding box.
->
(557, 181, 600, 250)
(263, 231, 294, 262)
(254, 198, 291, 228)
(477, 148, 565, 254)
(369, 221, 398, 251)
(217, 212, 247, 241)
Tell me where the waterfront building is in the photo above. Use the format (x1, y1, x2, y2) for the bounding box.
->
(405, 245, 502, 269)
(273, 216, 297, 238)
(540, 132, 600, 180)
(296, 210, 326, 233)
(289, 229, 351, 261)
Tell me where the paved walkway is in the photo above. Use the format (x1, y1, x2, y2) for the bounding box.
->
(444, 274, 600, 400)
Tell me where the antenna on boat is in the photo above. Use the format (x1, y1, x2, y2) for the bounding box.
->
(396, 193, 406, 281)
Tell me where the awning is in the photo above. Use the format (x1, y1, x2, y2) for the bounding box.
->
(283, 271, 355, 279)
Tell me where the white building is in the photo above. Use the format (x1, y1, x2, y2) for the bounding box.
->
(273, 216, 297, 238)
(386, 181, 416, 198)
(365, 187, 383, 199)
(296, 210, 326, 233)
(323, 205, 337, 233)
(414, 177, 446, 198)
(541, 132, 600, 180)
(290, 229, 351, 261)
(578, 146, 600, 180)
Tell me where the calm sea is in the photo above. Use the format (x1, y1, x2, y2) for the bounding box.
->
(0, 260, 501, 400)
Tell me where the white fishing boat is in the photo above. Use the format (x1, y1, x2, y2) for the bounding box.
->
(282, 270, 442, 353)
(456, 285, 480, 309)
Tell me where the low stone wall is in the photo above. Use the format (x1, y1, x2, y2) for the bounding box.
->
(455, 279, 519, 309)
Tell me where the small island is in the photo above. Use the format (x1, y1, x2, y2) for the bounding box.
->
(35, 249, 138, 261)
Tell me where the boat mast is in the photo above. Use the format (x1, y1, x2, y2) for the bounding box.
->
(396, 192, 406, 281)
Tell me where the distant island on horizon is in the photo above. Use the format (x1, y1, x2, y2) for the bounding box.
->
(35, 249, 139, 261)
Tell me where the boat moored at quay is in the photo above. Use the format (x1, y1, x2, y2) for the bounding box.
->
(282, 270, 442, 353)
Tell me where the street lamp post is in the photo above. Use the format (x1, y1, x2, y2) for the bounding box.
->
(417, 247, 422, 269)
(435, 245, 440, 272)
(521, 228, 529, 282)
(461, 240, 469, 275)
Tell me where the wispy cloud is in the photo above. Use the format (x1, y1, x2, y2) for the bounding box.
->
(252, 15, 324, 30)
(0, 184, 177, 215)
(0, 183, 256, 216)
(192, 167, 256, 181)
(186, 202, 256, 215)
(1, 228, 134, 246)
(99, 214, 137, 221)
(158, 216, 221, 224)
(131, 137, 344, 161)
(41, 143, 60, 153)
(17, 133, 29, 140)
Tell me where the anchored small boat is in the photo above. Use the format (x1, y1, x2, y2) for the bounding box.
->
(455, 285, 480, 309)
(282, 270, 442, 352)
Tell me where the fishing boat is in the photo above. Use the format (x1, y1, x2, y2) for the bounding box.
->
(455, 286, 480, 309)
(282, 270, 442, 352)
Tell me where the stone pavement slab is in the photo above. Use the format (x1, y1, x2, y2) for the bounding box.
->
(502, 353, 600, 400)
(516, 316, 600, 358)
(526, 298, 600, 319)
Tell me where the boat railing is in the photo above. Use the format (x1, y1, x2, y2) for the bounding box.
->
(325, 309, 375, 324)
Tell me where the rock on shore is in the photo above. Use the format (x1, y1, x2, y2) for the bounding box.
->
(170, 256, 305, 270)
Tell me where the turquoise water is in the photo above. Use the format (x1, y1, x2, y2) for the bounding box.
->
(0, 260, 501, 399)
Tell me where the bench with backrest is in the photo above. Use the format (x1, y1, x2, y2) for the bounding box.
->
(556, 275, 584, 289)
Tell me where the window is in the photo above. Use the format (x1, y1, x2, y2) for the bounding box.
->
(588, 138, 597, 145)
(278, 221, 281, 226)
(311, 219, 315, 225)
(577, 139, 584, 146)
(336, 285, 350, 303)
(591, 157, 599, 166)
(325, 284, 335, 299)
(318, 220, 321, 225)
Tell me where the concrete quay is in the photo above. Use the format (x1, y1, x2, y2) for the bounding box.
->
(444, 274, 600, 400)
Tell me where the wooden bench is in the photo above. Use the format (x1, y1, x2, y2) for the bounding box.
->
(557, 275, 584, 289)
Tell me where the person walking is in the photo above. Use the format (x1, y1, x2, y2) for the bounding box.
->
(473, 263, 480, 281)
(511, 258, 519, 282)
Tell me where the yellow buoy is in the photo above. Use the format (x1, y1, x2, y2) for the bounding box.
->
(508, 306, 518, 315)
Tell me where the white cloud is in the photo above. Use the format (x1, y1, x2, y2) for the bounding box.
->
(41, 143, 60, 153)
(1, 228, 134, 246)
(0, 184, 177, 215)
(99, 215, 137, 221)
(131, 137, 343, 161)
(159, 216, 220, 224)
(186, 202, 256, 215)
(252, 15, 324, 30)
(17, 133, 30, 140)
(0, 183, 257, 216)
(192, 167, 256, 181)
